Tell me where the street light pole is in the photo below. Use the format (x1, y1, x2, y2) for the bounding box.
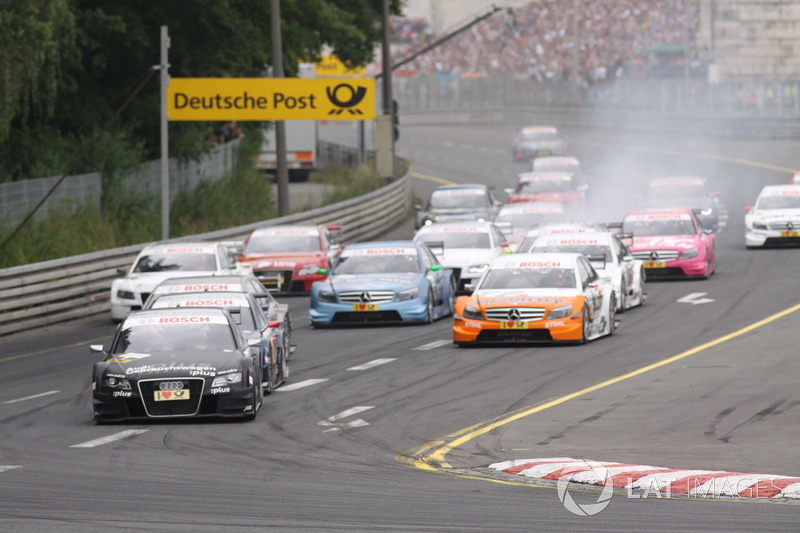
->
(381, 0, 395, 179)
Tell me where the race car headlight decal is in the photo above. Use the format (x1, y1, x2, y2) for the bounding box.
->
(318, 290, 337, 303)
(463, 305, 483, 320)
(468, 264, 489, 274)
(397, 287, 419, 301)
(751, 221, 767, 230)
(211, 373, 242, 388)
(104, 377, 131, 390)
(547, 305, 572, 319)
(681, 247, 698, 259)
(117, 290, 135, 300)
(299, 265, 320, 276)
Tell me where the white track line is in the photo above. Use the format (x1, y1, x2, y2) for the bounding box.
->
(413, 339, 451, 351)
(347, 358, 396, 371)
(3, 390, 60, 404)
(0, 466, 21, 473)
(70, 430, 148, 448)
(276, 378, 329, 392)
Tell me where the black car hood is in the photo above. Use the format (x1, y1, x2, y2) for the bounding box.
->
(104, 350, 245, 379)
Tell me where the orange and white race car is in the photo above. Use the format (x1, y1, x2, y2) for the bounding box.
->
(453, 253, 617, 345)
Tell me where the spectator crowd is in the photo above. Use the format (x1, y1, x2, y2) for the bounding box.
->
(388, 0, 701, 84)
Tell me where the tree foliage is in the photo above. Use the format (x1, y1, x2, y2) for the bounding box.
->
(0, 0, 401, 182)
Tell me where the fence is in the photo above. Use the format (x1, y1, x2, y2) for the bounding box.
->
(0, 139, 240, 230)
(391, 76, 800, 120)
(0, 164, 412, 336)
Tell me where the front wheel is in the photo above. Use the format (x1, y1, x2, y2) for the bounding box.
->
(263, 356, 275, 395)
(608, 293, 616, 336)
(579, 306, 590, 345)
(425, 287, 435, 324)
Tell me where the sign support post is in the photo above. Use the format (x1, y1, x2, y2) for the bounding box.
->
(271, 0, 290, 216)
(160, 25, 170, 240)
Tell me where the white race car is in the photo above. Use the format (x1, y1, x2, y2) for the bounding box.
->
(110, 242, 246, 320)
(745, 185, 800, 248)
(516, 222, 612, 251)
(523, 232, 645, 313)
(414, 221, 508, 293)
(493, 203, 568, 251)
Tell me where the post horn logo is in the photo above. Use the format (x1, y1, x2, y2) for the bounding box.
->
(326, 83, 367, 115)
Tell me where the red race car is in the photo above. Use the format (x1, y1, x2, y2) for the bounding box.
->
(505, 171, 586, 209)
(238, 224, 342, 293)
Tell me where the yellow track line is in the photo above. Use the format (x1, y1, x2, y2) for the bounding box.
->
(574, 139, 798, 174)
(411, 172, 456, 186)
(405, 301, 800, 470)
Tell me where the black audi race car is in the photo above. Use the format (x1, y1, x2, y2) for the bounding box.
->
(91, 308, 262, 422)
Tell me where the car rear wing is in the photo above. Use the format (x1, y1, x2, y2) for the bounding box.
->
(424, 241, 445, 255)
(494, 221, 513, 235)
(585, 254, 607, 269)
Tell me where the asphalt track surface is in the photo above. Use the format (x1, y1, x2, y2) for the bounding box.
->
(1, 122, 799, 531)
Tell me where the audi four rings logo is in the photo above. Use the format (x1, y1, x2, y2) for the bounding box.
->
(327, 84, 367, 115)
(360, 292, 372, 303)
(159, 381, 184, 391)
(507, 309, 521, 320)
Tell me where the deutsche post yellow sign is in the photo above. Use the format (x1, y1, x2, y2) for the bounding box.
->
(167, 78, 375, 121)
(314, 56, 366, 77)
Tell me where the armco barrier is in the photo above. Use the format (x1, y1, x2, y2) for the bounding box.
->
(0, 167, 411, 336)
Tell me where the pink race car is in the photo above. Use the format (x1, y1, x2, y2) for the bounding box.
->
(621, 208, 715, 279)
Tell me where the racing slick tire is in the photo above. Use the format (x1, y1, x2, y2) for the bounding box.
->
(263, 360, 275, 395)
(447, 277, 457, 316)
(608, 293, 617, 336)
(579, 306, 590, 345)
(280, 353, 289, 385)
(245, 369, 262, 420)
(618, 278, 628, 313)
(425, 287, 435, 324)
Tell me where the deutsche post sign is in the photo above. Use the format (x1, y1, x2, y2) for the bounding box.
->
(167, 78, 375, 121)
(314, 55, 366, 77)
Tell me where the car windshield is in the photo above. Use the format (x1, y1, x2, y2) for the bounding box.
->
(756, 195, 800, 210)
(647, 184, 707, 200)
(623, 219, 695, 236)
(428, 191, 488, 209)
(520, 132, 560, 142)
(417, 232, 491, 249)
(532, 245, 612, 262)
(244, 234, 320, 253)
(479, 268, 576, 289)
(332, 254, 420, 274)
(517, 179, 574, 193)
(112, 324, 237, 353)
(148, 296, 257, 331)
(534, 163, 580, 174)
(133, 253, 217, 272)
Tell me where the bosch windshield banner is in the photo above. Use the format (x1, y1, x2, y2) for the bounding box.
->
(167, 78, 375, 121)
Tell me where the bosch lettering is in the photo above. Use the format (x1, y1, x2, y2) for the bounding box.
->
(182, 284, 229, 291)
(159, 316, 211, 323)
(519, 261, 561, 268)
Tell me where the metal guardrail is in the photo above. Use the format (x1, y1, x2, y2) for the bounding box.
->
(0, 167, 412, 336)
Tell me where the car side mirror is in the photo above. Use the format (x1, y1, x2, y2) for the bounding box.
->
(247, 337, 261, 348)
(90, 344, 105, 354)
(464, 283, 473, 293)
(267, 321, 281, 328)
(116, 266, 129, 275)
(330, 243, 341, 252)
(504, 188, 513, 195)
(318, 268, 328, 275)
(430, 265, 441, 272)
